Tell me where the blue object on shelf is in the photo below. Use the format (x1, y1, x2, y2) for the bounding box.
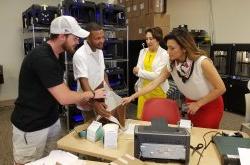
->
(72, 114, 85, 123)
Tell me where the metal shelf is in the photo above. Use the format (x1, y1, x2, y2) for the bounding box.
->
(79, 23, 127, 31)
(23, 26, 50, 33)
(103, 26, 127, 31)
(104, 59, 128, 63)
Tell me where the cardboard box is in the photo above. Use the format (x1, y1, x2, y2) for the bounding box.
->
(160, 26, 170, 37)
(139, 0, 149, 16)
(132, 3, 140, 17)
(126, 6, 133, 18)
(144, 26, 170, 38)
(128, 14, 170, 40)
(116, 0, 125, 6)
(145, 13, 170, 27)
(136, 16, 146, 40)
(137, 26, 146, 40)
(125, 0, 132, 6)
(128, 18, 137, 40)
(128, 17, 147, 40)
(148, 0, 166, 14)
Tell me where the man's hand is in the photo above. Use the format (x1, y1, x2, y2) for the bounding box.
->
(78, 101, 92, 110)
(93, 101, 111, 118)
(94, 88, 106, 99)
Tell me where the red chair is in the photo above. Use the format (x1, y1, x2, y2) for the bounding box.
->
(142, 98, 181, 124)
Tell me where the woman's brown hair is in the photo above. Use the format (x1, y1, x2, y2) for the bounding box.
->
(145, 27, 163, 42)
(164, 28, 206, 61)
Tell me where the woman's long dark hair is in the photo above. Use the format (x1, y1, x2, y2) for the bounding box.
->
(164, 28, 206, 61)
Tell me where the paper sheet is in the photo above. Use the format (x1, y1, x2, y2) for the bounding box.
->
(105, 90, 122, 112)
(25, 150, 85, 165)
(238, 148, 250, 165)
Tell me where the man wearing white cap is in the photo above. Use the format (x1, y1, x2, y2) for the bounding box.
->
(11, 16, 105, 165)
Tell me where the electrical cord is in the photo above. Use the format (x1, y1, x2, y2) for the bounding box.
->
(196, 131, 222, 165)
(190, 143, 204, 156)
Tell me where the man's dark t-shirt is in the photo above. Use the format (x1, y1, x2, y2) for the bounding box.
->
(11, 43, 64, 132)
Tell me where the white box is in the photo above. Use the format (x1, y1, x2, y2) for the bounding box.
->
(87, 121, 102, 142)
(103, 123, 119, 149)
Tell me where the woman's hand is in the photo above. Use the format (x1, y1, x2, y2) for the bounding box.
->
(121, 96, 133, 105)
(133, 67, 139, 75)
(187, 102, 201, 115)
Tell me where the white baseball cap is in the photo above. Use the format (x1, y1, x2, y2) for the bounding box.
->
(50, 16, 90, 38)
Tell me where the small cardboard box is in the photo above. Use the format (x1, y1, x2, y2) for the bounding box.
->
(126, 6, 133, 18)
(148, 0, 166, 14)
(145, 13, 170, 27)
(125, 0, 132, 6)
(131, 3, 140, 17)
(139, 0, 149, 16)
(116, 0, 125, 6)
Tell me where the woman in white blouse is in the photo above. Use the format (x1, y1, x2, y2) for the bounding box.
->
(133, 27, 169, 119)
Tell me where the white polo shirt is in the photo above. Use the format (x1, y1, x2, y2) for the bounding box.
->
(73, 40, 105, 91)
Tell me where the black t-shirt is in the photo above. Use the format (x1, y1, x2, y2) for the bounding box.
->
(11, 43, 64, 132)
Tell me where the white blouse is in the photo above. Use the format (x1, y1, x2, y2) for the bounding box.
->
(170, 56, 213, 100)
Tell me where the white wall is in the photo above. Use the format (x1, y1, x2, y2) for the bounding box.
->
(1, 0, 250, 101)
(0, 0, 60, 101)
(167, 0, 250, 43)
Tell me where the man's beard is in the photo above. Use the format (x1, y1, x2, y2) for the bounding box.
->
(62, 42, 76, 55)
(95, 43, 103, 50)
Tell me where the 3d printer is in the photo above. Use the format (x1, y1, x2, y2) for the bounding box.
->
(24, 37, 48, 55)
(96, 3, 126, 27)
(103, 40, 124, 59)
(210, 44, 233, 77)
(231, 44, 250, 78)
(61, 0, 96, 24)
(22, 4, 59, 28)
(210, 44, 250, 115)
(105, 67, 126, 90)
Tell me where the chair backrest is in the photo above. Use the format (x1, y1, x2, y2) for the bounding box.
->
(245, 93, 250, 122)
(142, 98, 181, 124)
